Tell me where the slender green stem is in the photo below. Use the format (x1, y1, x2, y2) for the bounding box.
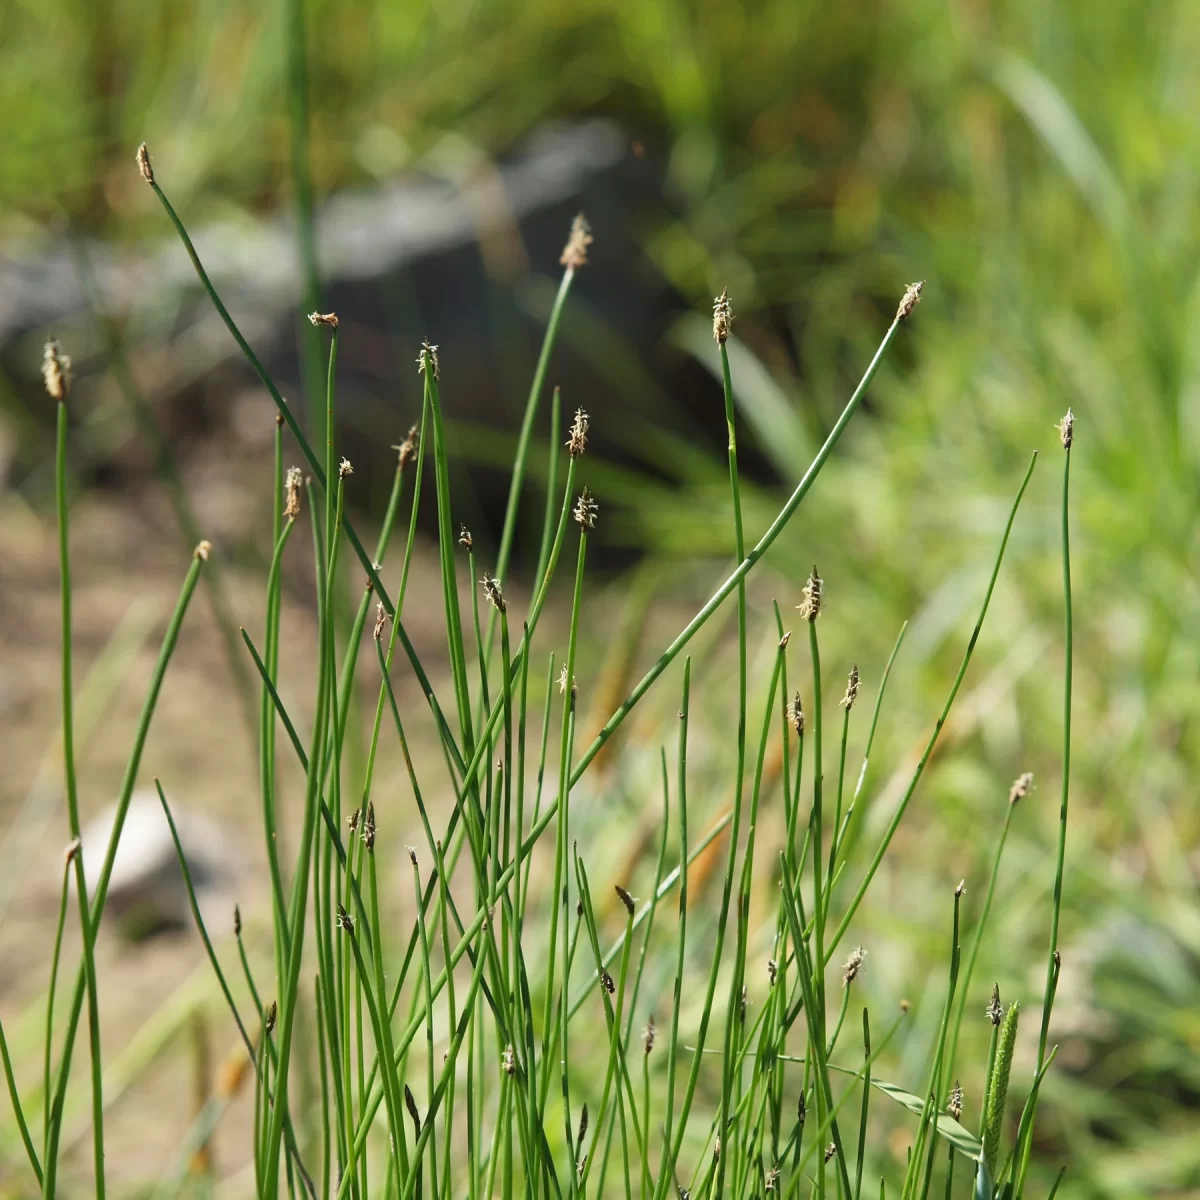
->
(1, 1014, 41, 1187)
(53, 397, 107, 1200)
(43, 850, 73, 1156)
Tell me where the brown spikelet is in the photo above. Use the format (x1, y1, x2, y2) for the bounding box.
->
(644, 1015, 655, 1055)
(394, 424, 419, 470)
(789, 693, 805, 736)
(65, 836, 82, 864)
(458, 526, 473, 550)
(560, 214, 593, 270)
(567, 408, 589, 458)
(136, 142, 155, 186)
(573, 487, 598, 530)
(987, 983, 1002, 1026)
(233, 905, 242, 937)
(308, 312, 339, 329)
(842, 946, 865, 986)
(417, 340, 439, 379)
(1009, 771, 1033, 805)
(797, 566, 822, 621)
(614, 885, 635, 916)
(284, 466, 303, 520)
(361, 804, 376, 851)
(373, 601, 387, 641)
(948, 1081, 964, 1120)
(481, 571, 506, 613)
(42, 340, 72, 402)
(338, 457, 353, 478)
(404, 1085, 421, 1134)
(1058, 408, 1074, 450)
(600, 968, 615, 995)
(501, 1045, 516, 1075)
(840, 663, 860, 710)
(264, 1001, 277, 1036)
(897, 281, 924, 322)
(336, 903, 354, 934)
(712, 289, 734, 344)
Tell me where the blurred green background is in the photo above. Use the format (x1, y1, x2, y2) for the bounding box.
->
(3, 0, 1200, 1195)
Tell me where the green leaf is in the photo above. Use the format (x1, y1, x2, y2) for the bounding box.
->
(865, 1075, 983, 1161)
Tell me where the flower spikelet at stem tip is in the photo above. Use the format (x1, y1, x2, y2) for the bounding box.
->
(1058, 408, 1074, 450)
(43, 339, 71, 401)
(948, 1081, 963, 1121)
(1009, 772, 1033, 805)
(373, 601, 387, 641)
(712, 289, 734, 344)
(338, 458, 353, 478)
(797, 566, 822, 621)
(481, 572, 506, 613)
(842, 946, 865, 987)
(574, 487, 598, 530)
(195, 540, 212, 561)
(308, 312, 339, 329)
(284, 466, 303, 520)
(567, 407, 589, 458)
(560, 213, 593, 271)
(136, 142, 154, 186)
(896, 280, 924, 322)
(458, 526, 473, 551)
(840, 663, 860, 710)
(789, 692, 805, 736)
(417, 340, 439, 379)
(393, 424, 419, 470)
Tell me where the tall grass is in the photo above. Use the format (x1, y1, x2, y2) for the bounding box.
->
(0, 146, 1080, 1199)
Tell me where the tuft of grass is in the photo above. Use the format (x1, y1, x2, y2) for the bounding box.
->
(0, 144, 1081, 1200)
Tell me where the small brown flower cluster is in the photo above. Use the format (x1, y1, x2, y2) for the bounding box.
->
(574, 487, 598, 529)
(712, 289, 734, 344)
(560, 214, 593, 271)
(842, 945, 865, 987)
(1058, 408, 1075, 450)
(481, 572, 506, 613)
(308, 312, 339, 329)
(42, 340, 71, 401)
(284, 466, 303, 520)
(797, 566, 823, 622)
(1009, 771, 1034, 805)
(568, 407, 589, 458)
(841, 663, 860, 711)
(417, 340, 439, 380)
(395, 424, 419, 471)
(897, 280, 924, 322)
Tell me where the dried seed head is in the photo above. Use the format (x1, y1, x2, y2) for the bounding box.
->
(797, 566, 823, 621)
(308, 311, 339, 329)
(576, 1104, 589, 1150)
(841, 663, 860, 710)
(264, 1001, 277, 1035)
(765, 1165, 781, 1191)
(501, 1044, 516, 1075)
(336, 903, 354, 934)
(233, 905, 242, 936)
(362, 804, 376, 852)
(779, 630, 791, 650)
(404, 1085, 420, 1133)
(560, 213, 593, 271)
(64, 836, 82, 864)
(407, 845, 418, 866)
(789, 692, 805, 737)
(458, 526, 473, 550)
(767, 958, 778, 986)
(417, 340, 439, 380)
(644, 1015, 655, 1055)
(42, 340, 71, 401)
(600, 968, 615, 995)
(842, 946, 865, 987)
(573, 487, 598, 529)
(284, 466, 303, 520)
(136, 142, 155, 185)
(567, 407, 590, 458)
(373, 600, 388, 641)
(955, 879, 967, 898)
(987, 983, 1003, 1026)
(195, 540, 212, 561)
(897, 280, 924, 322)
(347, 809, 360, 833)
(824, 1143, 837, 1164)
(712, 289, 734, 344)
(481, 571, 506, 613)
(797, 1093, 806, 1125)
(1058, 408, 1074, 450)
(1009, 771, 1034, 805)
(614, 884, 635, 916)
(395, 424, 420, 470)
(1053, 949, 1061, 970)
(576, 899, 584, 918)
(948, 1081, 964, 1121)
(338, 457, 353, 478)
